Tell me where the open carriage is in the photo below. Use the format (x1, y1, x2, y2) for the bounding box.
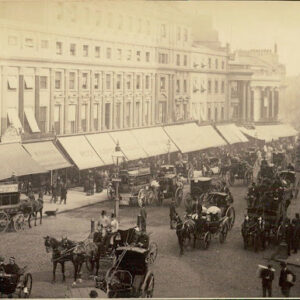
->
(96, 246, 155, 298)
(107, 167, 155, 206)
(0, 182, 27, 233)
(0, 266, 33, 298)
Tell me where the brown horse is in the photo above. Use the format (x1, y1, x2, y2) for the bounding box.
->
(19, 195, 43, 228)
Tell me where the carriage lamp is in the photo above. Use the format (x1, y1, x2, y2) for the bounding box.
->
(112, 141, 125, 221)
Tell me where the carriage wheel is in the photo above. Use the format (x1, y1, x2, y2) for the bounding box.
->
(175, 188, 183, 207)
(146, 242, 158, 265)
(140, 272, 154, 298)
(219, 223, 228, 244)
(187, 168, 194, 182)
(0, 211, 9, 233)
(138, 189, 146, 207)
(201, 232, 211, 250)
(225, 207, 235, 230)
(146, 190, 155, 207)
(276, 224, 285, 244)
(13, 213, 25, 232)
(183, 193, 192, 210)
(18, 273, 33, 298)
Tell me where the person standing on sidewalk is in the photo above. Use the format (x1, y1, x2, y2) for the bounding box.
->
(279, 262, 296, 297)
(261, 264, 274, 297)
(139, 202, 147, 232)
(60, 183, 68, 205)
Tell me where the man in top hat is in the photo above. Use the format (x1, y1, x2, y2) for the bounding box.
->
(261, 264, 274, 297)
(5, 257, 20, 286)
(279, 261, 296, 297)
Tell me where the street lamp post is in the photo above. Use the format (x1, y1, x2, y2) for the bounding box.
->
(112, 141, 125, 221)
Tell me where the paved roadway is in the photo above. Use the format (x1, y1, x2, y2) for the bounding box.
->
(1, 183, 300, 298)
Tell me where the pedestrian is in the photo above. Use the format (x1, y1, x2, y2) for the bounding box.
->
(261, 264, 274, 297)
(285, 219, 294, 256)
(279, 262, 296, 297)
(139, 202, 147, 232)
(169, 198, 177, 229)
(292, 213, 300, 253)
(0, 256, 6, 272)
(50, 183, 56, 203)
(60, 183, 67, 205)
(56, 178, 62, 204)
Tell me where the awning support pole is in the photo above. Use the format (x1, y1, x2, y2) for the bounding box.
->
(50, 170, 53, 186)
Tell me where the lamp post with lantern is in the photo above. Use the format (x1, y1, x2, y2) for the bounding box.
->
(111, 141, 125, 221)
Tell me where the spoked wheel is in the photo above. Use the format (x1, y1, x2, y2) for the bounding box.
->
(18, 273, 33, 298)
(13, 213, 25, 232)
(219, 223, 228, 244)
(174, 188, 183, 207)
(138, 189, 146, 207)
(225, 207, 235, 230)
(146, 190, 155, 207)
(201, 232, 211, 250)
(140, 272, 154, 298)
(0, 211, 9, 233)
(146, 242, 158, 265)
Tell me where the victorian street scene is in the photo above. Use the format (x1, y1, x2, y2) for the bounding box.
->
(1, 0, 300, 298)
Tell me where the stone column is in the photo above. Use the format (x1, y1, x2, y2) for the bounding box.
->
(64, 70, 69, 134)
(77, 70, 82, 132)
(49, 68, 55, 133)
(90, 70, 94, 132)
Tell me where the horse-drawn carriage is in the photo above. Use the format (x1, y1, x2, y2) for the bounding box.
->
(183, 177, 225, 210)
(205, 157, 221, 176)
(0, 182, 26, 233)
(96, 246, 155, 298)
(228, 157, 253, 186)
(155, 165, 183, 206)
(107, 167, 155, 206)
(0, 266, 33, 298)
(243, 147, 257, 166)
(242, 177, 292, 251)
(273, 151, 287, 170)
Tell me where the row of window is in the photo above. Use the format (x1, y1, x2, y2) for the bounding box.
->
(207, 106, 225, 121)
(176, 54, 188, 67)
(7, 73, 153, 91)
(207, 58, 226, 70)
(176, 79, 188, 93)
(207, 80, 226, 94)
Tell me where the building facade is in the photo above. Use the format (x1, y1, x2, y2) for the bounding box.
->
(0, 0, 286, 140)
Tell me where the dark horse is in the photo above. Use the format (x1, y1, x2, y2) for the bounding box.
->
(19, 195, 43, 228)
(175, 216, 195, 255)
(43, 236, 93, 286)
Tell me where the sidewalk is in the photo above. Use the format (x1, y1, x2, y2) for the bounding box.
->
(40, 188, 109, 216)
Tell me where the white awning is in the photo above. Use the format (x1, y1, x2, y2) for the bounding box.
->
(7, 108, 23, 132)
(7, 76, 17, 89)
(238, 124, 297, 142)
(23, 141, 72, 171)
(216, 124, 248, 144)
(85, 133, 118, 165)
(109, 130, 148, 161)
(24, 107, 40, 133)
(163, 123, 226, 153)
(24, 76, 34, 89)
(197, 125, 228, 149)
(131, 127, 178, 157)
(58, 136, 104, 170)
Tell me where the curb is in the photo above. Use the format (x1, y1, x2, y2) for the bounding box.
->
(43, 198, 110, 217)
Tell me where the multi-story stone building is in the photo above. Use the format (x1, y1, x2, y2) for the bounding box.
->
(228, 46, 285, 123)
(0, 0, 286, 141)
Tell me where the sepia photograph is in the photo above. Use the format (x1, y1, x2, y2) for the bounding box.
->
(0, 0, 300, 298)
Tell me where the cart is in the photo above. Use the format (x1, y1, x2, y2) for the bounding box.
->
(0, 182, 26, 233)
(228, 158, 253, 186)
(156, 165, 184, 206)
(183, 177, 224, 211)
(107, 167, 155, 206)
(96, 246, 155, 298)
(0, 266, 33, 298)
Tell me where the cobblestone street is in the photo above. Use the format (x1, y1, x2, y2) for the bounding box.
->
(1, 184, 300, 298)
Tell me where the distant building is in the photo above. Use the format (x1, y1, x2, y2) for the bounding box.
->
(0, 0, 286, 141)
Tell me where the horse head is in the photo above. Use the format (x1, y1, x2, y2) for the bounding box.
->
(44, 236, 58, 253)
